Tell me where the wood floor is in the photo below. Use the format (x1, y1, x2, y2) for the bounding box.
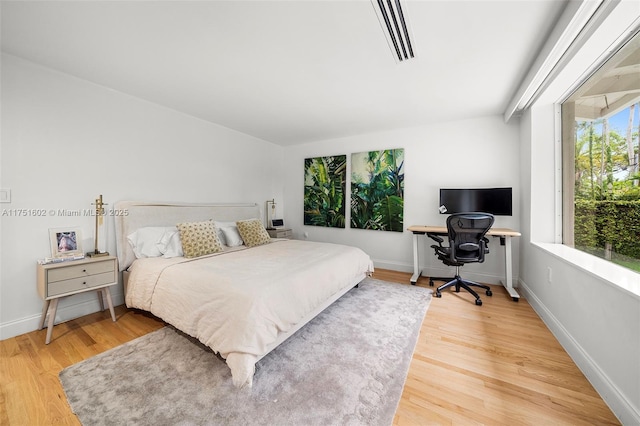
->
(0, 269, 620, 425)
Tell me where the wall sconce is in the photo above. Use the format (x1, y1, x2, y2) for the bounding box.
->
(266, 199, 276, 229)
(87, 194, 109, 257)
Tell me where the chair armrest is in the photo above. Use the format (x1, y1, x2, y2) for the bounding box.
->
(426, 232, 444, 245)
(432, 245, 450, 258)
(482, 237, 490, 253)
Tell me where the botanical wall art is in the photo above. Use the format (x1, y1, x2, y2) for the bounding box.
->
(304, 155, 347, 228)
(351, 148, 404, 232)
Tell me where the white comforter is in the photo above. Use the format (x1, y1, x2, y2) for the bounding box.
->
(125, 239, 374, 387)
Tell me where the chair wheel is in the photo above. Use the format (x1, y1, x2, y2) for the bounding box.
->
(475, 299, 483, 306)
(486, 290, 492, 296)
(435, 292, 442, 298)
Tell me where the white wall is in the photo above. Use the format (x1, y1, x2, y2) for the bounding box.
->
(0, 54, 285, 339)
(282, 116, 521, 285)
(520, 105, 640, 426)
(516, 2, 640, 422)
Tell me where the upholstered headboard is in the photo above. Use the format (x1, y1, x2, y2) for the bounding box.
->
(114, 201, 261, 271)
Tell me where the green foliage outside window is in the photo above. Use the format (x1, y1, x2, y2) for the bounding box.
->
(574, 107, 640, 272)
(575, 200, 640, 269)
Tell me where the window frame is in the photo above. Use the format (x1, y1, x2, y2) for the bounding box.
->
(552, 28, 640, 286)
(523, 3, 640, 297)
(560, 31, 640, 263)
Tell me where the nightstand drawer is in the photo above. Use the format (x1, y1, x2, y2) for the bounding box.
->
(267, 228, 293, 238)
(47, 271, 116, 297)
(48, 260, 114, 282)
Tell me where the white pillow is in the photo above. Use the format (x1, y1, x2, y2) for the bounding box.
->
(158, 228, 184, 258)
(221, 226, 244, 247)
(127, 226, 182, 259)
(214, 221, 241, 246)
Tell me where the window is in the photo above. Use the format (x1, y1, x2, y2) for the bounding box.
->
(561, 32, 640, 273)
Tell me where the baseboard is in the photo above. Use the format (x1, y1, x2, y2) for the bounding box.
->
(518, 278, 639, 425)
(371, 259, 513, 286)
(0, 289, 125, 341)
(371, 258, 414, 273)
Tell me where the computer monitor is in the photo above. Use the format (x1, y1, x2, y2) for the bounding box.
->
(439, 187, 512, 216)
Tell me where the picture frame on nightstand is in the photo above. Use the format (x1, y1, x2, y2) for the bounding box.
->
(49, 227, 83, 258)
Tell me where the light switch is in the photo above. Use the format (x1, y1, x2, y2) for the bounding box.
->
(0, 189, 11, 203)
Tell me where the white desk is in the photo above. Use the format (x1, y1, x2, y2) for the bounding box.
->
(408, 225, 522, 301)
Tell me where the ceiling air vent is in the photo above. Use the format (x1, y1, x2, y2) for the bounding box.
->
(371, 0, 415, 63)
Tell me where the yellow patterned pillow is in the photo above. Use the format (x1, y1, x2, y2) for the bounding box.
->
(236, 219, 271, 248)
(176, 220, 223, 258)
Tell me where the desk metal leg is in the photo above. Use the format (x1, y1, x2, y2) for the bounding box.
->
(500, 236, 520, 301)
(411, 233, 420, 284)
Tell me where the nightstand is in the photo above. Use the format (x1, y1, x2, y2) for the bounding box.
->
(37, 255, 118, 344)
(267, 228, 293, 238)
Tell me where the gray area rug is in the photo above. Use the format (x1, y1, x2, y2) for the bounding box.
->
(59, 278, 431, 426)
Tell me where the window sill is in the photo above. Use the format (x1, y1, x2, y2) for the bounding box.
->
(533, 242, 640, 298)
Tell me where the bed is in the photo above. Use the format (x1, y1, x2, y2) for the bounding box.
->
(114, 201, 374, 388)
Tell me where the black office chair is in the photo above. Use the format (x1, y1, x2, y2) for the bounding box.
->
(427, 212, 494, 306)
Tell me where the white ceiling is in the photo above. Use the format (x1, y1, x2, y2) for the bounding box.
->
(1, 0, 568, 145)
